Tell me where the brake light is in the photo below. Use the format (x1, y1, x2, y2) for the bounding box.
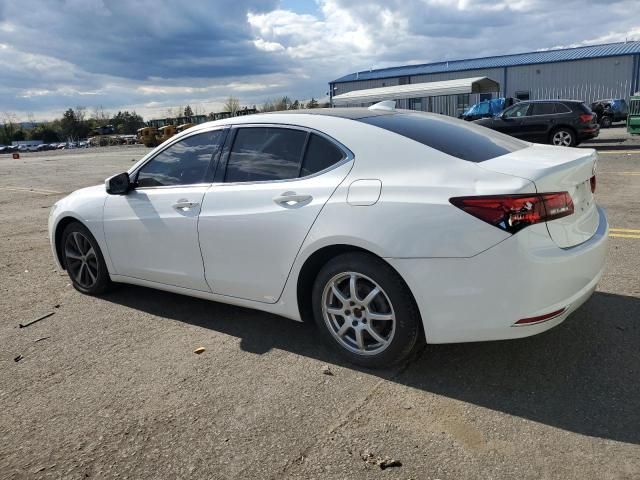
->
(590, 175, 596, 194)
(450, 192, 574, 234)
(579, 114, 593, 123)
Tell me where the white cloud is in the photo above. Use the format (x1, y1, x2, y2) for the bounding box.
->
(1, 0, 640, 121)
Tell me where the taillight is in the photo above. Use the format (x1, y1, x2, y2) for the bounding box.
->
(590, 175, 596, 194)
(579, 114, 593, 123)
(450, 192, 574, 234)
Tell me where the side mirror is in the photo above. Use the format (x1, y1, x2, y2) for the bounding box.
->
(105, 172, 132, 195)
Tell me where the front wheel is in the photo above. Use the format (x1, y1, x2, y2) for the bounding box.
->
(550, 128, 576, 147)
(61, 222, 112, 295)
(312, 253, 422, 368)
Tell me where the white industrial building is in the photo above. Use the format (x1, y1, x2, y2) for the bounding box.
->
(329, 41, 640, 116)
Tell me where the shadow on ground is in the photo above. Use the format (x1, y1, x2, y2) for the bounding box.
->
(105, 287, 640, 445)
(581, 139, 640, 150)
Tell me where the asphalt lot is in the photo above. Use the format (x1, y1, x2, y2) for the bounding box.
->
(1, 130, 639, 479)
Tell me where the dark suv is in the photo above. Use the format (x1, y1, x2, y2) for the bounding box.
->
(473, 100, 599, 147)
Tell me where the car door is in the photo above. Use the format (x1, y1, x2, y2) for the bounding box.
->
(103, 128, 226, 291)
(495, 102, 531, 137)
(519, 102, 557, 141)
(198, 125, 353, 303)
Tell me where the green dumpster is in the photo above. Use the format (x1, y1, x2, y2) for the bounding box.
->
(628, 95, 640, 135)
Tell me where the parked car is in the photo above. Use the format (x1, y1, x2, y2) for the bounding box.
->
(474, 100, 599, 146)
(49, 104, 608, 368)
(591, 99, 628, 128)
(460, 97, 520, 121)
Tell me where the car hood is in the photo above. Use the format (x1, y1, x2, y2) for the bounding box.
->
(53, 184, 105, 209)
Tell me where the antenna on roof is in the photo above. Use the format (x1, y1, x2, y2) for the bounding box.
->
(368, 100, 396, 111)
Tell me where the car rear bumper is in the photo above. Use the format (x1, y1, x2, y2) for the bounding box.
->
(579, 126, 599, 140)
(387, 206, 608, 344)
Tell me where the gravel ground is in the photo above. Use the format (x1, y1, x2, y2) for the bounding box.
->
(1, 138, 639, 479)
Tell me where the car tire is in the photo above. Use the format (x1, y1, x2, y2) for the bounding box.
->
(550, 128, 576, 147)
(61, 221, 112, 295)
(311, 252, 422, 368)
(600, 116, 612, 128)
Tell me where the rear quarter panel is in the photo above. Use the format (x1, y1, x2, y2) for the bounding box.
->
(292, 117, 535, 259)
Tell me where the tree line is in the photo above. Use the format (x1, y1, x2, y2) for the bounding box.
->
(0, 108, 145, 145)
(1, 96, 330, 145)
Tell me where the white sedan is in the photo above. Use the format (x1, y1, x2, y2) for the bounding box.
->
(49, 103, 608, 367)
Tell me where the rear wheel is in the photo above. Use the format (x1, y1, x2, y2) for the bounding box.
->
(61, 222, 112, 295)
(550, 128, 576, 147)
(600, 116, 612, 128)
(312, 253, 421, 368)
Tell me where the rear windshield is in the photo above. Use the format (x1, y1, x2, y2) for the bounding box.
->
(357, 112, 527, 162)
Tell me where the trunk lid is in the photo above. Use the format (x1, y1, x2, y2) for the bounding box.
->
(479, 144, 598, 248)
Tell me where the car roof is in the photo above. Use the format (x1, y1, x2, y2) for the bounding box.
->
(264, 107, 395, 120)
(519, 99, 583, 104)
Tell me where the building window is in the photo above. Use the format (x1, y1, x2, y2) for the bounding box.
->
(398, 76, 410, 85)
(515, 91, 530, 101)
(456, 94, 470, 115)
(479, 93, 492, 101)
(408, 98, 422, 111)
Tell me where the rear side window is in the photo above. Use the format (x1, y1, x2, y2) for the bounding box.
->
(225, 127, 306, 182)
(554, 103, 572, 114)
(301, 134, 345, 176)
(531, 103, 556, 115)
(358, 112, 527, 162)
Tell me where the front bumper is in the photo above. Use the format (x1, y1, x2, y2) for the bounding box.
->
(387, 206, 608, 344)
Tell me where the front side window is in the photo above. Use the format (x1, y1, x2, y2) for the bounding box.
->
(225, 127, 307, 182)
(136, 130, 224, 187)
(503, 103, 531, 118)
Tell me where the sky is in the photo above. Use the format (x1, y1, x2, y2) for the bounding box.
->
(0, 0, 639, 122)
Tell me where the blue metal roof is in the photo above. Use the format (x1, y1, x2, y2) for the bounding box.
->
(331, 41, 640, 83)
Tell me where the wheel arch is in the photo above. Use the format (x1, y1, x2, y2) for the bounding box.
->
(295, 244, 423, 336)
(549, 124, 577, 143)
(53, 215, 86, 269)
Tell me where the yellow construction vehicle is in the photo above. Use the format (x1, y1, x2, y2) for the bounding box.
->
(137, 127, 160, 147)
(158, 125, 177, 143)
(176, 123, 194, 134)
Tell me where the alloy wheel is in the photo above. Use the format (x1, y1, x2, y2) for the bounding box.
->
(552, 130, 573, 146)
(322, 272, 396, 356)
(64, 231, 99, 289)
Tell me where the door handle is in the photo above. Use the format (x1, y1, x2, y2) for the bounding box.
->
(273, 191, 312, 207)
(173, 199, 200, 211)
